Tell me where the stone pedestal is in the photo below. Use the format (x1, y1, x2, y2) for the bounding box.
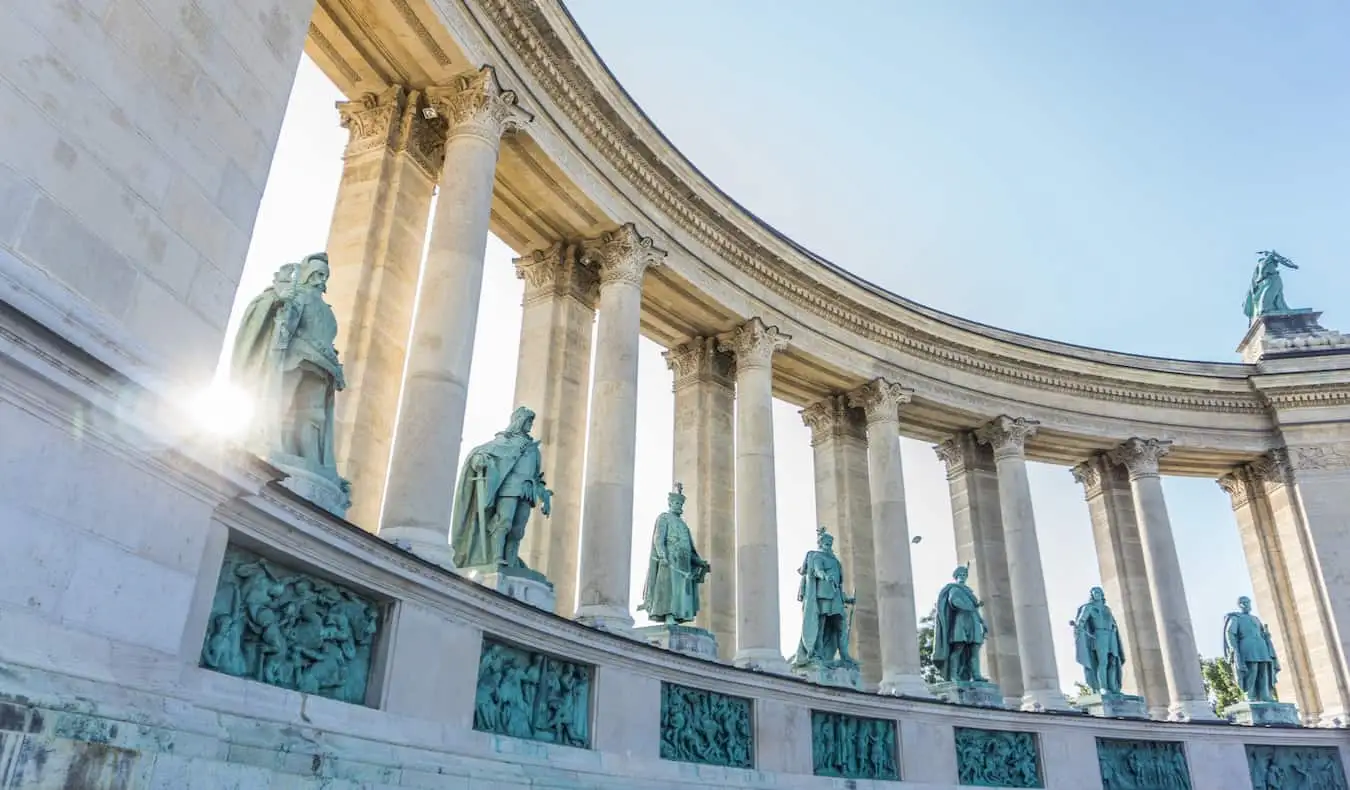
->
(1230, 700, 1301, 727)
(1077, 692, 1148, 720)
(792, 661, 862, 690)
(634, 623, 719, 661)
(461, 565, 556, 612)
(274, 459, 351, 518)
(931, 680, 1005, 709)
(1237, 310, 1350, 363)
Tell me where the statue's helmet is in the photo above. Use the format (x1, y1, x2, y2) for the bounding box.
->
(298, 252, 330, 287)
(1090, 586, 1105, 601)
(668, 482, 686, 509)
(815, 525, 834, 548)
(507, 405, 536, 433)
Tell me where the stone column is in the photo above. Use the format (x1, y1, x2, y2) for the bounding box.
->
(573, 225, 666, 632)
(975, 416, 1069, 711)
(511, 242, 598, 615)
(719, 318, 791, 672)
(1107, 438, 1215, 721)
(800, 395, 878, 684)
(379, 67, 531, 565)
(665, 337, 737, 658)
(849, 378, 929, 697)
(934, 432, 1023, 701)
(325, 86, 442, 531)
(1071, 454, 1169, 719)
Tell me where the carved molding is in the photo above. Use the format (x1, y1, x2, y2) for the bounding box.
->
(846, 378, 912, 426)
(975, 415, 1039, 461)
(1107, 437, 1172, 480)
(426, 66, 532, 144)
(800, 395, 866, 445)
(663, 336, 734, 391)
(579, 223, 667, 288)
(513, 241, 599, 309)
(1287, 443, 1350, 473)
(717, 317, 790, 371)
(337, 85, 447, 179)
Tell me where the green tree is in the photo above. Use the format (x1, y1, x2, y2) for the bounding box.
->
(1071, 681, 1093, 699)
(918, 609, 941, 684)
(1201, 656, 1242, 714)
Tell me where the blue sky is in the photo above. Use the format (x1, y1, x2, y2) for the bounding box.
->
(230, 3, 1350, 694)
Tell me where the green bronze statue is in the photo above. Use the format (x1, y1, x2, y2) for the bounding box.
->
(1072, 586, 1126, 694)
(933, 565, 987, 682)
(1243, 249, 1300, 322)
(638, 483, 710, 625)
(792, 526, 856, 668)
(1224, 596, 1281, 702)
(451, 406, 552, 569)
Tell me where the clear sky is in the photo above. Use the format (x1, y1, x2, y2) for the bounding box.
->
(227, 2, 1350, 694)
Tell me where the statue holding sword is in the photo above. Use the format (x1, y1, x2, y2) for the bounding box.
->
(793, 525, 858, 669)
(638, 483, 710, 624)
(450, 406, 552, 570)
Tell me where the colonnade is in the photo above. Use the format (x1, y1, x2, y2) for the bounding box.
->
(319, 66, 1350, 725)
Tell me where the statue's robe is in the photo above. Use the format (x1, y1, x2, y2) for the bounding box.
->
(451, 431, 543, 568)
(933, 581, 985, 680)
(1224, 611, 1278, 700)
(273, 289, 342, 471)
(1244, 261, 1289, 319)
(1073, 600, 1125, 693)
(638, 512, 705, 622)
(794, 549, 848, 665)
(230, 282, 290, 451)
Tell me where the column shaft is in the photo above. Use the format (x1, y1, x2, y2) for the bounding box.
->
(1109, 438, 1214, 721)
(574, 226, 666, 631)
(326, 86, 440, 531)
(379, 68, 530, 564)
(850, 379, 928, 697)
(935, 432, 1023, 701)
(976, 416, 1068, 711)
(1072, 454, 1169, 718)
(721, 318, 791, 672)
(512, 243, 597, 615)
(667, 338, 737, 659)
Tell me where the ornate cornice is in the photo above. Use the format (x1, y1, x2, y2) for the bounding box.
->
(1107, 438, 1172, 480)
(477, 0, 1268, 416)
(717, 317, 790, 371)
(847, 378, 912, 426)
(1258, 384, 1350, 411)
(336, 85, 446, 179)
(427, 66, 532, 144)
(664, 336, 734, 391)
(513, 241, 599, 308)
(975, 416, 1039, 461)
(800, 395, 866, 445)
(579, 223, 667, 288)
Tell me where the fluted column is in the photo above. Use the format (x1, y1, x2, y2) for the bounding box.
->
(1108, 438, 1215, 721)
(934, 432, 1023, 702)
(720, 318, 791, 672)
(1071, 454, 1169, 718)
(666, 338, 737, 659)
(849, 378, 929, 697)
(800, 395, 877, 684)
(512, 242, 598, 615)
(326, 86, 442, 531)
(379, 67, 531, 565)
(975, 416, 1068, 711)
(573, 225, 666, 632)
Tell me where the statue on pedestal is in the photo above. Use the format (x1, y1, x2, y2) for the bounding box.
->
(1243, 250, 1300, 322)
(933, 565, 987, 683)
(451, 406, 552, 571)
(229, 253, 350, 515)
(1072, 586, 1125, 694)
(638, 483, 710, 625)
(793, 526, 856, 669)
(1224, 596, 1281, 702)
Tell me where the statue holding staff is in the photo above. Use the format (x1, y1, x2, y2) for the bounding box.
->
(793, 526, 856, 667)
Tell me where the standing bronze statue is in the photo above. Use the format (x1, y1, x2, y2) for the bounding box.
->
(1243, 250, 1300, 321)
(793, 526, 856, 668)
(1224, 596, 1281, 702)
(638, 483, 710, 625)
(933, 565, 987, 683)
(451, 407, 552, 570)
(1072, 587, 1126, 694)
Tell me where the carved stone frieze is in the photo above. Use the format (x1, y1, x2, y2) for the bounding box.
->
(513, 242, 599, 308)
(1287, 442, 1350, 473)
(579, 223, 667, 288)
(659, 682, 752, 768)
(663, 336, 734, 391)
(954, 727, 1041, 788)
(336, 85, 447, 179)
(474, 638, 591, 748)
(427, 66, 532, 144)
(800, 395, 866, 445)
(717, 317, 790, 371)
(975, 416, 1039, 461)
(1096, 738, 1191, 790)
(1107, 438, 1172, 480)
(811, 711, 898, 780)
(847, 378, 912, 426)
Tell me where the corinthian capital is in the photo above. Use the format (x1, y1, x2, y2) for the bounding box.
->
(1107, 437, 1172, 480)
(580, 223, 667, 288)
(800, 395, 865, 445)
(975, 415, 1039, 460)
(513, 242, 598, 308)
(1216, 471, 1253, 511)
(427, 66, 532, 144)
(337, 86, 446, 178)
(1069, 453, 1128, 500)
(664, 337, 734, 391)
(847, 378, 912, 426)
(717, 317, 790, 370)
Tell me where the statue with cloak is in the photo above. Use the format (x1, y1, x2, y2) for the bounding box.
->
(451, 406, 552, 570)
(793, 526, 855, 668)
(638, 483, 710, 624)
(1243, 250, 1300, 322)
(1072, 586, 1125, 694)
(932, 565, 987, 683)
(1224, 596, 1280, 702)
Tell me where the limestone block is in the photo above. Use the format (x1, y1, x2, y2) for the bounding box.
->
(790, 662, 861, 690)
(899, 719, 958, 784)
(381, 603, 481, 727)
(593, 665, 659, 758)
(1186, 740, 1252, 790)
(1040, 727, 1104, 790)
(1076, 692, 1149, 720)
(754, 698, 811, 775)
(633, 624, 719, 661)
(1229, 700, 1301, 727)
(462, 567, 556, 612)
(932, 680, 1005, 709)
